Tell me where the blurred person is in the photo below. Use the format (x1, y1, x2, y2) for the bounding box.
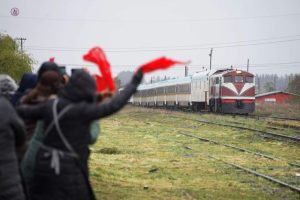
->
(19, 70, 63, 194)
(0, 91, 26, 200)
(20, 71, 62, 141)
(19, 61, 63, 142)
(11, 73, 37, 106)
(0, 74, 18, 101)
(37, 61, 61, 81)
(17, 70, 144, 200)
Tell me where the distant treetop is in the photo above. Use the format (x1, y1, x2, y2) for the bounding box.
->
(0, 34, 33, 83)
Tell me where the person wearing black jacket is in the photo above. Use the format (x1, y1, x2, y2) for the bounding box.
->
(17, 70, 143, 200)
(0, 96, 26, 200)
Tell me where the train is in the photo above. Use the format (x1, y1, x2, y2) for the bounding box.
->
(130, 68, 255, 114)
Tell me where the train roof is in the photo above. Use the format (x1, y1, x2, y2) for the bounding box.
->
(211, 69, 254, 77)
(191, 69, 234, 79)
(138, 76, 192, 90)
(192, 69, 217, 80)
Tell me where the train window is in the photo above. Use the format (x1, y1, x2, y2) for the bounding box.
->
(245, 76, 254, 83)
(166, 86, 176, 94)
(215, 77, 219, 84)
(234, 76, 244, 83)
(157, 87, 164, 95)
(177, 84, 191, 93)
(223, 76, 232, 83)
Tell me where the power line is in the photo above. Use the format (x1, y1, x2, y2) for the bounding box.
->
(25, 34, 300, 50)
(44, 61, 300, 68)
(26, 38, 300, 53)
(1, 12, 300, 23)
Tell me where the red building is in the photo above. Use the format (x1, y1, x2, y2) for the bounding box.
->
(255, 91, 299, 104)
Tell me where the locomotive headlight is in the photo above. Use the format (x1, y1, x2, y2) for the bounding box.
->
(236, 70, 242, 74)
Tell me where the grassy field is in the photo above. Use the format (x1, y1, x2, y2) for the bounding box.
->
(255, 103, 300, 119)
(89, 106, 300, 200)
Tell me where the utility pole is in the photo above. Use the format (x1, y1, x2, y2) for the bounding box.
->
(274, 75, 277, 90)
(257, 76, 261, 94)
(184, 66, 188, 77)
(209, 48, 213, 70)
(247, 59, 249, 72)
(15, 37, 26, 53)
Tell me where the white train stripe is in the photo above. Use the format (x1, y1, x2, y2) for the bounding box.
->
(222, 83, 238, 94)
(240, 83, 254, 95)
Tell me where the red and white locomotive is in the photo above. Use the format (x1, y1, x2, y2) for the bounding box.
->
(132, 68, 255, 114)
(208, 69, 255, 114)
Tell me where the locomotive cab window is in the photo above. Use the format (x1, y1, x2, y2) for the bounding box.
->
(234, 76, 244, 83)
(245, 76, 254, 83)
(215, 77, 219, 84)
(223, 76, 232, 83)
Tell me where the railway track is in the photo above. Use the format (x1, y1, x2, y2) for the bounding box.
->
(170, 116, 300, 143)
(166, 131, 300, 194)
(248, 115, 300, 122)
(133, 106, 300, 142)
(135, 105, 300, 126)
(208, 155, 300, 194)
(129, 106, 300, 196)
(179, 132, 300, 167)
(168, 131, 300, 194)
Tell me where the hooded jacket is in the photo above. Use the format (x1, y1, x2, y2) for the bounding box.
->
(11, 73, 37, 106)
(17, 70, 143, 200)
(0, 74, 17, 101)
(0, 96, 26, 200)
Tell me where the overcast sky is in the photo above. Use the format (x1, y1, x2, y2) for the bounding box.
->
(1, 0, 300, 79)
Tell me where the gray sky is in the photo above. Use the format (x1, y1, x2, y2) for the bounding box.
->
(1, 0, 300, 79)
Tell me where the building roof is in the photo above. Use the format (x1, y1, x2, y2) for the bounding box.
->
(255, 91, 300, 98)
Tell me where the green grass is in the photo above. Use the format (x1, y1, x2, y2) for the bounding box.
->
(255, 103, 300, 119)
(89, 106, 300, 200)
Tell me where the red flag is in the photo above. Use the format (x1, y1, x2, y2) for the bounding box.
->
(138, 57, 188, 73)
(94, 75, 109, 92)
(49, 57, 55, 62)
(83, 47, 116, 92)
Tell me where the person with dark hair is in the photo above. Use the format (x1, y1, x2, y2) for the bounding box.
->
(37, 61, 61, 81)
(17, 70, 144, 200)
(21, 71, 62, 105)
(11, 73, 37, 106)
(18, 70, 63, 191)
(0, 94, 26, 200)
(19, 71, 63, 142)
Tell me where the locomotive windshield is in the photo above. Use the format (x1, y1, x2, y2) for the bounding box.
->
(245, 76, 254, 83)
(234, 76, 244, 83)
(223, 76, 232, 83)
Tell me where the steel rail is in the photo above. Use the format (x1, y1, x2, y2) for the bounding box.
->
(250, 115, 300, 122)
(180, 132, 300, 167)
(171, 116, 300, 142)
(208, 155, 300, 194)
(146, 107, 300, 138)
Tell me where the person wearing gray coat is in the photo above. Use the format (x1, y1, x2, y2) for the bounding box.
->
(0, 95, 26, 200)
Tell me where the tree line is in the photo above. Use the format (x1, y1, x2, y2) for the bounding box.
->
(0, 34, 33, 82)
(255, 74, 300, 95)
